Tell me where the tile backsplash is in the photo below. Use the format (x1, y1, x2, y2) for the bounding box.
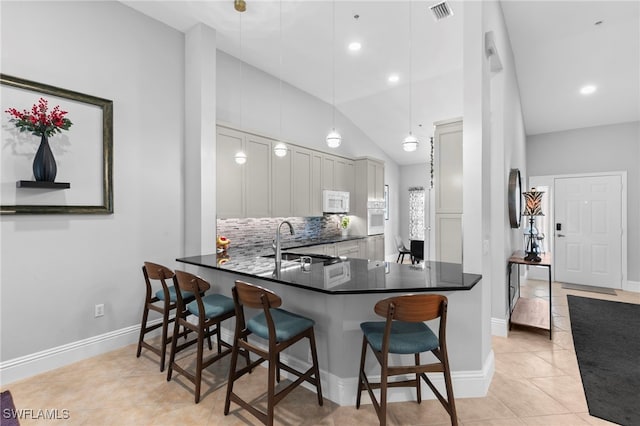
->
(217, 216, 344, 248)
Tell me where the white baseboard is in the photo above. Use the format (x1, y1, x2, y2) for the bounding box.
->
(0, 318, 162, 385)
(623, 280, 640, 293)
(491, 317, 508, 337)
(282, 348, 495, 406)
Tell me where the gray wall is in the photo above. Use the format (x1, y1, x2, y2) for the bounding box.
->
(1, 1, 185, 360)
(527, 121, 640, 282)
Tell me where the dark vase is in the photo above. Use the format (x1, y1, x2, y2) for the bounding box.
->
(33, 134, 57, 182)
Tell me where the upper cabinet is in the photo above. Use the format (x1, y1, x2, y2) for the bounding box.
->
(216, 127, 245, 219)
(216, 125, 355, 219)
(292, 146, 323, 217)
(433, 119, 463, 264)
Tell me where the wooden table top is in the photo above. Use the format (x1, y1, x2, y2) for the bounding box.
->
(508, 250, 552, 266)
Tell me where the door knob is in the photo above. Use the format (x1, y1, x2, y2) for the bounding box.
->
(557, 233, 566, 238)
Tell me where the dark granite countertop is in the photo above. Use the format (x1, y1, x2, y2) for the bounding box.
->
(176, 237, 481, 295)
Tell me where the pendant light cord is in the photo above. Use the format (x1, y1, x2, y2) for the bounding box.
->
(408, 0, 413, 137)
(279, 0, 283, 140)
(332, 0, 336, 132)
(239, 13, 243, 130)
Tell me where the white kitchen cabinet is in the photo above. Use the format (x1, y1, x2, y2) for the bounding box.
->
(298, 244, 326, 255)
(271, 142, 293, 217)
(292, 146, 323, 217)
(335, 157, 355, 195)
(365, 235, 385, 261)
(245, 134, 272, 218)
(434, 118, 463, 263)
(216, 126, 274, 219)
(322, 155, 335, 192)
(335, 240, 360, 258)
(216, 127, 245, 218)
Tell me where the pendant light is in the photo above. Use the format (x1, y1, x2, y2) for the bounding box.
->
(273, 0, 288, 158)
(326, 0, 342, 148)
(402, 1, 419, 152)
(234, 0, 246, 12)
(235, 11, 247, 165)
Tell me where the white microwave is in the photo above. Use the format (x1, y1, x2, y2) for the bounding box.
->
(323, 190, 350, 213)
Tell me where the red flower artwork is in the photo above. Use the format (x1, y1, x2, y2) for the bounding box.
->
(5, 97, 73, 137)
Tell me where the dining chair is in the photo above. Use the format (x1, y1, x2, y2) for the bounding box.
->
(394, 235, 412, 263)
(356, 294, 457, 425)
(224, 280, 323, 426)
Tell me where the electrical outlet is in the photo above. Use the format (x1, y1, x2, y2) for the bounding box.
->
(94, 304, 104, 318)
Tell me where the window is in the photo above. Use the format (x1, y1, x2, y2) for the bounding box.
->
(409, 187, 425, 240)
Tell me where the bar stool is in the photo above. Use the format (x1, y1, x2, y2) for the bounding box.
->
(137, 261, 201, 372)
(166, 270, 235, 403)
(356, 294, 458, 426)
(224, 280, 323, 426)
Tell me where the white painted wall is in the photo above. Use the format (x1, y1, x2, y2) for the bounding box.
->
(216, 51, 401, 258)
(482, 1, 528, 332)
(527, 121, 640, 282)
(0, 2, 185, 361)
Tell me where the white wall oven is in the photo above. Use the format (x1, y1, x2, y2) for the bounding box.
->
(367, 200, 385, 235)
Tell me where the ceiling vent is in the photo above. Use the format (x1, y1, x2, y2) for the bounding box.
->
(429, 1, 454, 21)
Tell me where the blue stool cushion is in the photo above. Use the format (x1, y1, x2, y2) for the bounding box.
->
(360, 321, 439, 354)
(248, 308, 314, 341)
(187, 294, 235, 318)
(156, 286, 194, 303)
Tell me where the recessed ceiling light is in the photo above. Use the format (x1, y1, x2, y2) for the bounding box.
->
(580, 85, 597, 95)
(348, 41, 361, 52)
(388, 74, 399, 83)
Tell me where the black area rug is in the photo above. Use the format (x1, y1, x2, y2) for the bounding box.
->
(568, 295, 640, 426)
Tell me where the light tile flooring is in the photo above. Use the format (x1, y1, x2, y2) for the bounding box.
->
(3, 280, 639, 425)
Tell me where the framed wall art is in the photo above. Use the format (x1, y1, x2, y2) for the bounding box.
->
(1, 74, 113, 214)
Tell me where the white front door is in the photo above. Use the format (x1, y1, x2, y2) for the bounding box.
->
(554, 175, 622, 289)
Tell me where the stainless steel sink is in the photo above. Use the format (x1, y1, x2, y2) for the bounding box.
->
(262, 252, 339, 265)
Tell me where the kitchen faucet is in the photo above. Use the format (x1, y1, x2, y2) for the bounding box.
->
(273, 220, 294, 269)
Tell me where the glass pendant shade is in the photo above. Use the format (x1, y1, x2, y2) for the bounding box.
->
(326, 130, 342, 148)
(234, 151, 247, 165)
(273, 142, 287, 157)
(402, 134, 419, 152)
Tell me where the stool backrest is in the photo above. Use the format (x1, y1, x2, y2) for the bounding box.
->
(173, 270, 211, 319)
(374, 294, 447, 323)
(142, 262, 175, 301)
(234, 280, 282, 310)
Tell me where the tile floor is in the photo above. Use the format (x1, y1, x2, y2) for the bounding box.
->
(3, 280, 639, 425)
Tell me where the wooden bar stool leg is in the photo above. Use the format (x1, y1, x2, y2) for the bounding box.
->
(356, 336, 367, 409)
(267, 350, 277, 426)
(309, 328, 323, 405)
(136, 304, 150, 358)
(415, 353, 422, 403)
(159, 301, 171, 371)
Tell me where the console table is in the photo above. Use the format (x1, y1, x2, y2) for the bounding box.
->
(507, 250, 552, 339)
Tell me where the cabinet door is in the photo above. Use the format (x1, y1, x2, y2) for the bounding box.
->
(335, 158, 354, 194)
(311, 152, 323, 216)
(272, 144, 292, 217)
(375, 163, 385, 200)
(335, 241, 360, 258)
(323, 155, 335, 191)
(301, 244, 326, 255)
(216, 127, 245, 218)
(376, 235, 385, 261)
(245, 134, 271, 217)
(367, 162, 376, 200)
(293, 147, 312, 217)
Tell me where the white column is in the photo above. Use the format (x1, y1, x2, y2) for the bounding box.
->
(184, 23, 217, 255)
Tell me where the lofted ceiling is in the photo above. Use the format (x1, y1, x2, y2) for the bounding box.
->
(121, 1, 639, 166)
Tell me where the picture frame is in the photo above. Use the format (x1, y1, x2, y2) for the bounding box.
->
(1, 74, 113, 214)
(384, 184, 389, 220)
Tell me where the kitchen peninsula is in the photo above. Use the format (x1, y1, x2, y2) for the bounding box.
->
(177, 241, 483, 405)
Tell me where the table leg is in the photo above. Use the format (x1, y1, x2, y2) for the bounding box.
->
(548, 265, 552, 340)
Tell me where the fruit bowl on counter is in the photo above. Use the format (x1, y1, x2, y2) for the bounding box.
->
(216, 236, 231, 253)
